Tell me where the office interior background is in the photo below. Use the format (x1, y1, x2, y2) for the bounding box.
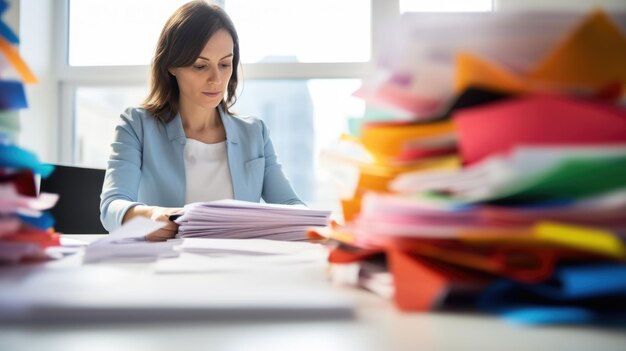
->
(9, 0, 626, 210)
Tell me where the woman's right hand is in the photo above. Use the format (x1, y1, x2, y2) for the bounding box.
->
(145, 206, 183, 242)
(123, 205, 183, 242)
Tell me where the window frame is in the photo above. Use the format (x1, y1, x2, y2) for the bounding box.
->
(55, 0, 399, 163)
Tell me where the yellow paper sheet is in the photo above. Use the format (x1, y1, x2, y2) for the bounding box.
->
(533, 221, 626, 259)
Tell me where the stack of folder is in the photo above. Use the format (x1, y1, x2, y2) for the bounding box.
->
(0, 0, 60, 264)
(319, 10, 626, 325)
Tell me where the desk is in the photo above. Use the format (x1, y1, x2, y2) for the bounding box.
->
(0, 235, 624, 351)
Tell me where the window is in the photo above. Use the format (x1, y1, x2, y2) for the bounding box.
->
(225, 0, 370, 63)
(69, 0, 189, 66)
(233, 79, 363, 203)
(400, 0, 493, 13)
(68, 0, 370, 66)
(75, 85, 147, 166)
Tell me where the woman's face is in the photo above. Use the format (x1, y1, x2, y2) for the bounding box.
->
(169, 29, 234, 111)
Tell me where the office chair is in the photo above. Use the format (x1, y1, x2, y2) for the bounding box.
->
(39, 164, 107, 234)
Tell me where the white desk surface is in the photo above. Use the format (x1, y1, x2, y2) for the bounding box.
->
(0, 235, 624, 351)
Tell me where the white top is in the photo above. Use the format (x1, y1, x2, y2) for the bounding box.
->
(183, 139, 234, 204)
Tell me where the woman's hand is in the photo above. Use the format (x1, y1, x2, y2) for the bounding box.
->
(145, 206, 183, 242)
(122, 205, 183, 242)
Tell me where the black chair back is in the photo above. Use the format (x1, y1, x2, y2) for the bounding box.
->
(40, 164, 107, 234)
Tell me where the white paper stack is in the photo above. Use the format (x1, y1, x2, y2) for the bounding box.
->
(174, 200, 331, 241)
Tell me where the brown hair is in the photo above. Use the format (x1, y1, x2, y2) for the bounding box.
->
(142, 0, 240, 122)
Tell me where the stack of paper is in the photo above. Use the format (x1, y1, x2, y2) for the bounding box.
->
(319, 10, 626, 326)
(174, 200, 331, 241)
(0, 0, 59, 264)
(0, 182, 59, 263)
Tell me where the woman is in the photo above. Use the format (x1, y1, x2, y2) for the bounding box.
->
(100, 1, 304, 241)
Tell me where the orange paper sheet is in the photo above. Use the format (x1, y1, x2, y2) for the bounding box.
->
(530, 11, 626, 89)
(361, 120, 456, 162)
(455, 53, 531, 94)
(455, 11, 626, 95)
(0, 36, 38, 84)
(388, 250, 489, 311)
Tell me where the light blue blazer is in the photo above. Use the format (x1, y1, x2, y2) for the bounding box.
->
(100, 106, 304, 232)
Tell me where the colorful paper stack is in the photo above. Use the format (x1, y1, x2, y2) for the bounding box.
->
(320, 10, 626, 325)
(0, 0, 60, 264)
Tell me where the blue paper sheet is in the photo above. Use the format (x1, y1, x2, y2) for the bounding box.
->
(18, 211, 55, 230)
(0, 80, 27, 109)
(0, 143, 54, 178)
(0, 20, 19, 44)
(478, 264, 626, 325)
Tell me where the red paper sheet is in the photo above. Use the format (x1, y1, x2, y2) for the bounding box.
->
(454, 94, 626, 165)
